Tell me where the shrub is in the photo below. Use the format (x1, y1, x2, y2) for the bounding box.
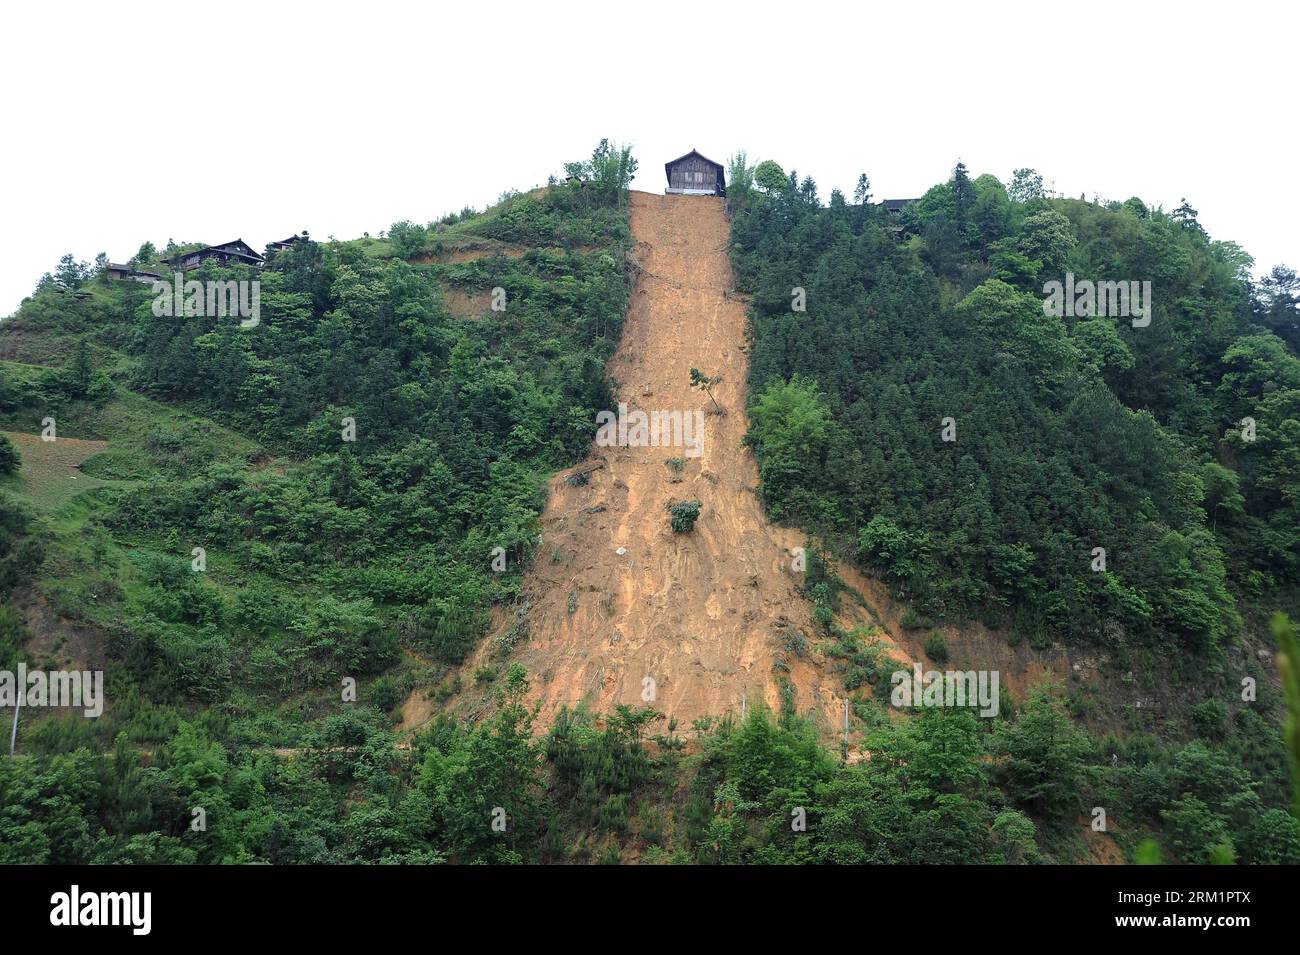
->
(1190, 699, 1227, 738)
(924, 632, 949, 664)
(0, 435, 20, 475)
(668, 500, 702, 533)
(368, 674, 405, 712)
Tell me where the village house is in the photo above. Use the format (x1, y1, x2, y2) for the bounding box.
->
(665, 149, 726, 196)
(880, 198, 918, 215)
(879, 197, 919, 230)
(161, 239, 264, 271)
(266, 231, 309, 254)
(105, 262, 165, 283)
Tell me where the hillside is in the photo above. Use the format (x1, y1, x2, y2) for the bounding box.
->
(0, 144, 1297, 865)
(441, 191, 842, 730)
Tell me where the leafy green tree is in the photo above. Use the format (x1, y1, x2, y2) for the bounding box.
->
(753, 160, 787, 193)
(852, 173, 871, 205)
(993, 686, 1090, 816)
(1160, 794, 1231, 863)
(746, 376, 834, 518)
(1017, 207, 1076, 275)
(668, 500, 702, 533)
(991, 809, 1040, 863)
(387, 220, 428, 258)
(689, 366, 721, 412)
(1008, 168, 1045, 203)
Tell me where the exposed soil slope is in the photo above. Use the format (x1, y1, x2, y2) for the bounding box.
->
(461, 191, 845, 730)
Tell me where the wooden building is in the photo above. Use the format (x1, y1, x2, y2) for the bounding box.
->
(880, 198, 918, 215)
(266, 231, 309, 254)
(879, 198, 919, 231)
(105, 263, 164, 283)
(665, 149, 725, 196)
(162, 239, 264, 271)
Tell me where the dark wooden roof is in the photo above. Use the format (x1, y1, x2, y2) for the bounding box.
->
(880, 198, 918, 212)
(664, 149, 725, 181)
(266, 233, 307, 251)
(163, 239, 264, 265)
(107, 263, 163, 277)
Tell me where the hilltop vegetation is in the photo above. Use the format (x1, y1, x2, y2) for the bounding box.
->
(732, 162, 1299, 650)
(727, 156, 1300, 859)
(0, 143, 643, 861)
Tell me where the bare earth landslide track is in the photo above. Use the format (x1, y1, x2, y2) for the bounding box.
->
(456, 191, 846, 731)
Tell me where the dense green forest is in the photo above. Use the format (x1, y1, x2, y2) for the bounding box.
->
(732, 162, 1298, 648)
(728, 157, 1300, 861)
(0, 144, 1297, 864)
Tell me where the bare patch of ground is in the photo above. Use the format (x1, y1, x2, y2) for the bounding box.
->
(439, 284, 492, 320)
(831, 562, 1070, 703)
(1080, 818, 1127, 864)
(13, 587, 111, 689)
(436, 192, 845, 732)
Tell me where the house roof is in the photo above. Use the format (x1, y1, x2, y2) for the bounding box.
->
(664, 149, 725, 184)
(163, 239, 264, 264)
(107, 263, 163, 277)
(880, 198, 918, 212)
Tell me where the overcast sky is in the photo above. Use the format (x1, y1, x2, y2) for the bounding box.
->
(1, 0, 1294, 316)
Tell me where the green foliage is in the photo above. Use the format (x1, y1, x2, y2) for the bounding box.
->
(729, 162, 1280, 651)
(726, 152, 755, 204)
(564, 139, 638, 206)
(0, 145, 647, 865)
(0, 494, 44, 592)
(746, 377, 833, 520)
(753, 160, 786, 194)
(688, 366, 721, 411)
(668, 500, 702, 533)
(0, 434, 20, 475)
(923, 632, 949, 664)
(992, 686, 1089, 816)
(1276, 613, 1300, 819)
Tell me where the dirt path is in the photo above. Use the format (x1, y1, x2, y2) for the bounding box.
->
(450, 191, 845, 731)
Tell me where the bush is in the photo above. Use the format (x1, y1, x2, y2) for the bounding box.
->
(1190, 699, 1227, 738)
(924, 632, 949, 664)
(388, 220, 428, 259)
(668, 500, 702, 533)
(368, 674, 405, 712)
(0, 435, 20, 475)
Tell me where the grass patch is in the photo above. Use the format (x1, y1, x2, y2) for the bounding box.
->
(0, 431, 124, 509)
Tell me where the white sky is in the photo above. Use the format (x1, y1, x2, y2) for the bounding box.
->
(1, 0, 1294, 316)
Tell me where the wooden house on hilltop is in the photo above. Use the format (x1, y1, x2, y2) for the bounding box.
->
(162, 239, 264, 271)
(665, 149, 725, 196)
(879, 197, 919, 230)
(266, 231, 309, 254)
(105, 263, 164, 283)
(880, 198, 917, 214)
